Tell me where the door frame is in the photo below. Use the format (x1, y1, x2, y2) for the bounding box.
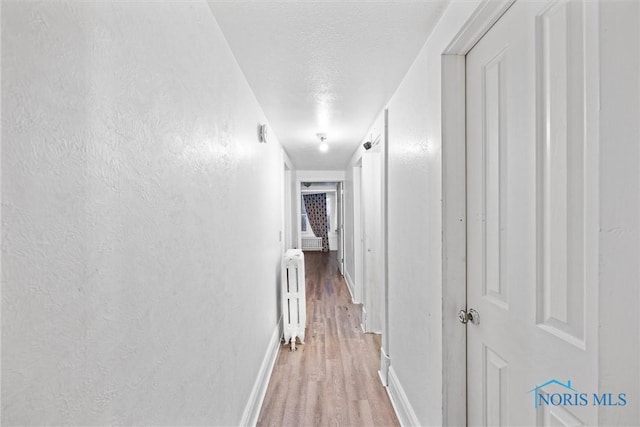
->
(283, 162, 293, 253)
(337, 181, 346, 275)
(294, 170, 345, 250)
(440, 1, 515, 425)
(353, 160, 364, 305)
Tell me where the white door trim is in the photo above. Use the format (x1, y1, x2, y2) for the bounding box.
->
(441, 1, 515, 425)
(353, 161, 364, 305)
(283, 165, 292, 253)
(337, 182, 343, 273)
(380, 108, 390, 385)
(441, 53, 468, 427)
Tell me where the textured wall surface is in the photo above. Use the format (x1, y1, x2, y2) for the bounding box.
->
(381, 3, 482, 424)
(1, 1, 284, 424)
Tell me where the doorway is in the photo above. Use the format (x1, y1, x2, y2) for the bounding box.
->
(337, 181, 346, 276)
(442, 0, 600, 424)
(300, 182, 341, 254)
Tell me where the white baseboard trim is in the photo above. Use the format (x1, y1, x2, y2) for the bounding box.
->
(378, 347, 390, 386)
(239, 316, 282, 427)
(387, 366, 421, 427)
(344, 271, 357, 303)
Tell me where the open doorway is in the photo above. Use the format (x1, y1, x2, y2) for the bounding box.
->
(300, 182, 341, 256)
(341, 109, 389, 386)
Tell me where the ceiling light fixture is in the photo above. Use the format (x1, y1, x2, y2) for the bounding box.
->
(317, 133, 329, 153)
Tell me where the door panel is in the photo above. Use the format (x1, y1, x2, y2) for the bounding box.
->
(466, 1, 597, 425)
(362, 147, 382, 333)
(484, 345, 509, 426)
(536, 0, 587, 348)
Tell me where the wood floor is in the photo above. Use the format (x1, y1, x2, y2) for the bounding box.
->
(257, 251, 399, 427)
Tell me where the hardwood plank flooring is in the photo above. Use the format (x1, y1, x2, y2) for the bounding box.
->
(257, 251, 399, 427)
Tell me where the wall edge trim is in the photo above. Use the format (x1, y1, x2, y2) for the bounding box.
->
(239, 316, 282, 427)
(387, 366, 421, 427)
(345, 271, 357, 303)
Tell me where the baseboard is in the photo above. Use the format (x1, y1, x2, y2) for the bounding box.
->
(378, 347, 390, 386)
(239, 316, 282, 427)
(345, 271, 357, 303)
(387, 366, 421, 427)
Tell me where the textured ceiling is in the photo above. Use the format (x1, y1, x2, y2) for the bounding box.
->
(208, 1, 450, 170)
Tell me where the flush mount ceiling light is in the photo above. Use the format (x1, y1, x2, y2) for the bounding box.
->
(316, 133, 329, 152)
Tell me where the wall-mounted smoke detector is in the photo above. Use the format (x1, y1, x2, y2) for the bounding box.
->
(258, 124, 268, 143)
(316, 133, 328, 152)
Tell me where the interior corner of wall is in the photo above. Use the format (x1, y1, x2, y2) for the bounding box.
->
(282, 147, 295, 170)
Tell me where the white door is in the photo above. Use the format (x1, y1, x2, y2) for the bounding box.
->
(362, 146, 382, 333)
(466, 1, 598, 425)
(337, 182, 345, 275)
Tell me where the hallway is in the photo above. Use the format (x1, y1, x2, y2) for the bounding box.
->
(3, 0, 640, 425)
(258, 252, 399, 427)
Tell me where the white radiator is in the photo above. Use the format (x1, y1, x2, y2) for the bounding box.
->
(281, 249, 306, 351)
(301, 236, 323, 251)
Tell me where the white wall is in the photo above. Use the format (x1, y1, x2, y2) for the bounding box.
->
(360, 2, 480, 424)
(598, 1, 640, 424)
(357, 1, 640, 425)
(2, 1, 285, 425)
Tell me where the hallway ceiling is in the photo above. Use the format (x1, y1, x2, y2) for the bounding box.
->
(208, 0, 450, 170)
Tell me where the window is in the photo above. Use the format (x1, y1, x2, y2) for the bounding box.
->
(301, 193, 331, 233)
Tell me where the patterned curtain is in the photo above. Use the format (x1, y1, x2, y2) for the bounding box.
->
(303, 193, 330, 252)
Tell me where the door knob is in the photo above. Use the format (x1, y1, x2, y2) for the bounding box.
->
(458, 308, 480, 325)
(458, 310, 468, 324)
